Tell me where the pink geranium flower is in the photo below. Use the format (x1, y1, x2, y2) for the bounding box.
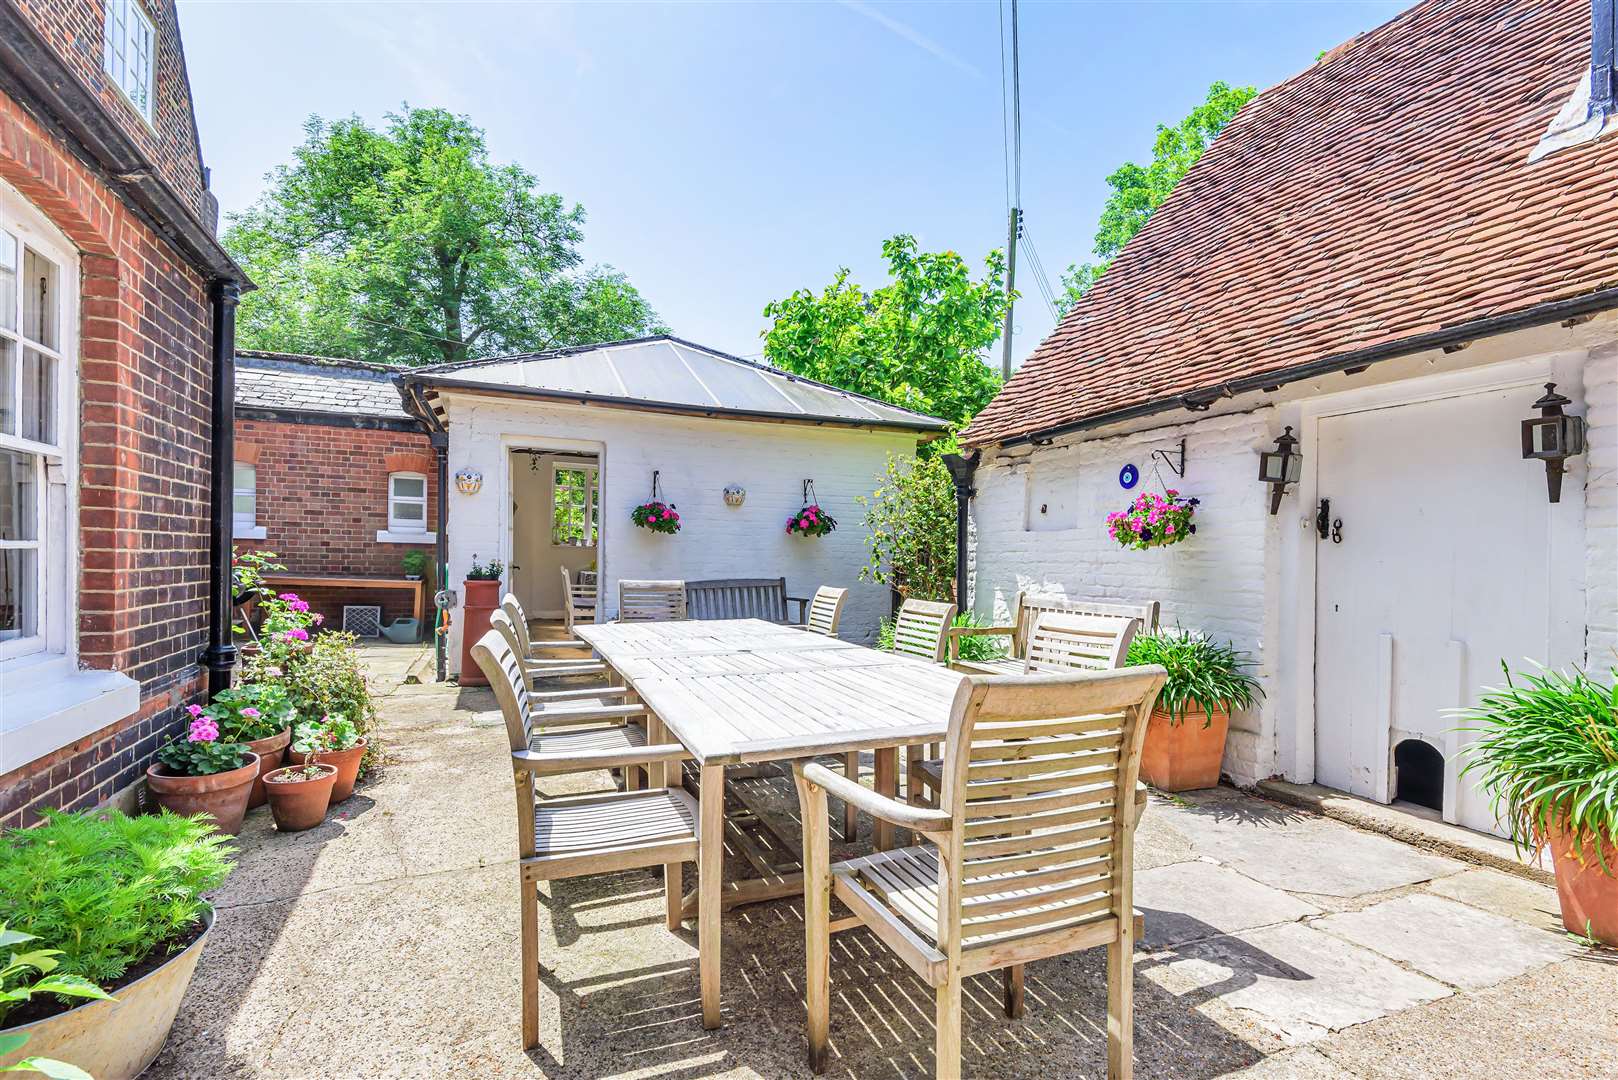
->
(241, 707, 260, 719)
(186, 703, 204, 718)
(188, 717, 219, 743)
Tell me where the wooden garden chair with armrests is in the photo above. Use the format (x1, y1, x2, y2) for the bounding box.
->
(796, 586, 849, 638)
(914, 611, 1150, 823)
(470, 626, 701, 1050)
(499, 592, 608, 678)
(792, 666, 1167, 1079)
(947, 594, 1160, 677)
(560, 566, 598, 635)
(617, 579, 688, 622)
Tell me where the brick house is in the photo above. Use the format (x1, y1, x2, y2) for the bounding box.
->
(233, 351, 437, 632)
(0, 1, 248, 827)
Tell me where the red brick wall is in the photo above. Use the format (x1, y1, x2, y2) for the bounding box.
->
(235, 419, 438, 627)
(12, 0, 209, 219)
(0, 87, 214, 828)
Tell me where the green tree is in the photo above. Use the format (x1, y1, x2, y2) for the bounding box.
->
(761, 235, 1010, 426)
(1059, 81, 1256, 313)
(857, 452, 957, 602)
(225, 107, 665, 366)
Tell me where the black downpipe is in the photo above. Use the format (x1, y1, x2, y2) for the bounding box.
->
(431, 430, 449, 683)
(940, 449, 980, 615)
(203, 280, 240, 698)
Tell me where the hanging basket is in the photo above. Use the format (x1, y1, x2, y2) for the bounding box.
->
(1107, 489, 1198, 550)
(633, 470, 680, 534)
(787, 480, 837, 538)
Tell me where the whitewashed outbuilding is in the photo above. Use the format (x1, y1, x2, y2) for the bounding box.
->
(398, 336, 946, 673)
(960, 0, 1618, 837)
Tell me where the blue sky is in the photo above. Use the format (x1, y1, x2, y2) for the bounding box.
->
(178, 1, 1408, 365)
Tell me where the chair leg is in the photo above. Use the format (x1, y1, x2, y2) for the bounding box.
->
(934, 974, 962, 1079)
(1003, 964, 1025, 1019)
(1106, 936, 1133, 1080)
(698, 764, 725, 1030)
(520, 874, 540, 1050)
(664, 862, 683, 931)
(841, 752, 858, 842)
(626, 764, 643, 791)
(803, 781, 833, 1073)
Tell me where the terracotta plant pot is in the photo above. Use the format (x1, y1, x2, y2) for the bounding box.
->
(244, 727, 292, 809)
(0, 906, 214, 1079)
(458, 577, 504, 687)
(1139, 703, 1229, 792)
(314, 737, 368, 803)
(145, 753, 260, 835)
(262, 763, 338, 832)
(1544, 820, 1618, 945)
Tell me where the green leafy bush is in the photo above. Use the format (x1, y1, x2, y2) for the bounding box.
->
(1458, 664, 1618, 867)
(1126, 629, 1262, 725)
(0, 811, 233, 988)
(294, 714, 361, 754)
(244, 631, 378, 763)
(207, 681, 295, 742)
(858, 453, 956, 603)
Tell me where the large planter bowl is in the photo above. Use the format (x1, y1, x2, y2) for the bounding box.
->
(145, 754, 260, 836)
(263, 763, 337, 832)
(0, 905, 213, 1079)
(313, 737, 368, 803)
(1545, 820, 1618, 945)
(1139, 703, 1229, 792)
(244, 728, 292, 809)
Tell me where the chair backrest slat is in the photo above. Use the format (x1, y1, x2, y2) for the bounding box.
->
(500, 593, 540, 658)
(935, 668, 1166, 948)
(474, 615, 537, 753)
(1023, 612, 1140, 675)
(891, 598, 956, 663)
(804, 586, 848, 637)
(619, 579, 687, 622)
(1010, 593, 1160, 658)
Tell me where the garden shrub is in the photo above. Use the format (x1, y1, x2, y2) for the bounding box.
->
(244, 630, 380, 766)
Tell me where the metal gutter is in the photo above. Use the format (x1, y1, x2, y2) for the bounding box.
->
(233, 406, 426, 433)
(991, 286, 1618, 448)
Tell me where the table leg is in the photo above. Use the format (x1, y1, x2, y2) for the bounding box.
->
(698, 763, 724, 1029)
(873, 748, 898, 851)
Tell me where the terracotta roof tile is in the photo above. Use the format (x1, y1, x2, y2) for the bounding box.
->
(965, 0, 1618, 446)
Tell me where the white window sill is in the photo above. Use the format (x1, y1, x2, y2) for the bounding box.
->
(235, 524, 267, 540)
(376, 530, 436, 544)
(0, 654, 140, 775)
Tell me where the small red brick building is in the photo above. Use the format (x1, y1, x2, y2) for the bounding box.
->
(233, 351, 436, 633)
(0, 2, 249, 826)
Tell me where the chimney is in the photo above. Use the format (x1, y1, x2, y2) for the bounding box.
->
(1596, 0, 1617, 120)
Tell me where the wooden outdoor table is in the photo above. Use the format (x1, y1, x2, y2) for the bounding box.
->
(574, 618, 965, 1029)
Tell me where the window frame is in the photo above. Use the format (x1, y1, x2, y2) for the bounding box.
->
(0, 181, 79, 667)
(550, 463, 598, 548)
(387, 472, 430, 534)
(102, 0, 156, 125)
(232, 462, 259, 536)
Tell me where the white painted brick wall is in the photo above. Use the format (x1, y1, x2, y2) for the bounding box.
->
(1586, 343, 1618, 664)
(970, 409, 1281, 784)
(441, 393, 918, 673)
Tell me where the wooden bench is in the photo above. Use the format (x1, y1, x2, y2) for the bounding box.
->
(259, 574, 426, 628)
(685, 577, 809, 624)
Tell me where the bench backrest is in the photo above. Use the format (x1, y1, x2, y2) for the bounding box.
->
(619, 579, 687, 622)
(685, 577, 790, 622)
(1024, 612, 1141, 675)
(804, 586, 848, 637)
(1011, 593, 1160, 658)
(891, 598, 957, 663)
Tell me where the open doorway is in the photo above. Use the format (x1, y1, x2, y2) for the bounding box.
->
(510, 448, 598, 618)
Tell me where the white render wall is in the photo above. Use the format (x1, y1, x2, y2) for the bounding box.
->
(439, 392, 920, 674)
(1586, 342, 1618, 662)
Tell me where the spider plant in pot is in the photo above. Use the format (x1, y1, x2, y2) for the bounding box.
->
(1127, 630, 1263, 792)
(1458, 664, 1618, 945)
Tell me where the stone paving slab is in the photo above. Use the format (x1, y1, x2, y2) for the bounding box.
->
(1426, 866, 1567, 935)
(1312, 893, 1577, 991)
(1135, 860, 1321, 950)
(1141, 921, 1451, 1048)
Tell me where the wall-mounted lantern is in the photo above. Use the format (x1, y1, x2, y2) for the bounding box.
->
(1258, 426, 1302, 515)
(1521, 383, 1585, 504)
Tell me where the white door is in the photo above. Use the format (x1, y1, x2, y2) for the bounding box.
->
(1313, 385, 1551, 835)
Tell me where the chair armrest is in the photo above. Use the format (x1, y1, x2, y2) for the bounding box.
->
(785, 596, 810, 623)
(512, 742, 690, 776)
(794, 760, 953, 836)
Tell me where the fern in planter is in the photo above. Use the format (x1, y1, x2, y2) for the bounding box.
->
(1126, 630, 1262, 725)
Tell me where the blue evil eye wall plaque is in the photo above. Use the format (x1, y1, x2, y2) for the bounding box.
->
(1119, 464, 1140, 490)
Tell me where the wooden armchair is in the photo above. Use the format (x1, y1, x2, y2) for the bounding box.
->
(499, 592, 608, 678)
(560, 566, 598, 635)
(792, 666, 1166, 1079)
(618, 579, 688, 622)
(798, 586, 849, 637)
(947, 593, 1160, 677)
(488, 609, 631, 707)
(471, 626, 701, 1050)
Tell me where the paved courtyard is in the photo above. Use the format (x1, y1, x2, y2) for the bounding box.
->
(149, 647, 1618, 1079)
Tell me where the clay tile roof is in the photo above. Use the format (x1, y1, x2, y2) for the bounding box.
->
(963, 0, 1618, 448)
(234, 351, 414, 421)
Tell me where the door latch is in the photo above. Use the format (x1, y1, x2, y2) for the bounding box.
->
(1316, 499, 1344, 544)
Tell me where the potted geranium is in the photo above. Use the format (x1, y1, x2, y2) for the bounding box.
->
(0, 810, 232, 1079)
(632, 500, 680, 534)
(786, 503, 836, 538)
(1459, 664, 1618, 945)
(1107, 490, 1199, 550)
(298, 714, 367, 803)
(207, 681, 296, 809)
(145, 709, 259, 834)
(1127, 630, 1262, 791)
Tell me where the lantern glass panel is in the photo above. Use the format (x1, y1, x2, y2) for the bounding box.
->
(1283, 453, 1302, 484)
(1259, 453, 1285, 482)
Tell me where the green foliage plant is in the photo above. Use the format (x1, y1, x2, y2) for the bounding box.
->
(465, 556, 506, 580)
(0, 1031, 95, 1080)
(244, 632, 379, 765)
(0, 926, 113, 1026)
(156, 708, 251, 777)
(401, 550, 428, 578)
(0, 811, 232, 991)
(1458, 664, 1618, 870)
(293, 714, 362, 755)
(858, 453, 956, 602)
(206, 682, 295, 743)
(1126, 630, 1262, 726)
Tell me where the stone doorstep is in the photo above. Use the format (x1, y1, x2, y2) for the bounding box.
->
(1254, 779, 1552, 886)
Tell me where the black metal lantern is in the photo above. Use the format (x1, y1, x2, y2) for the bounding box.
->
(1258, 426, 1302, 515)
(1520, 383, 1585, 503)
